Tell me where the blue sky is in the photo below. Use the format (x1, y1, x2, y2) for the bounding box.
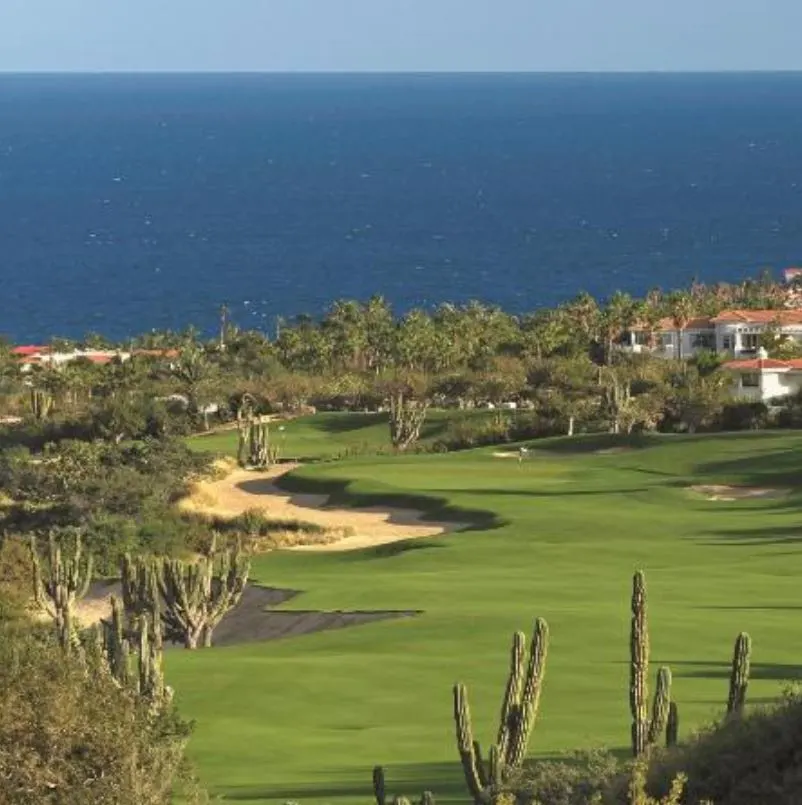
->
(1, 0, 801, 72)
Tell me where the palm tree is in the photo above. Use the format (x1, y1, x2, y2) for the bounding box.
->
(668, 291, 695, 362)
(600, 291, 635, 364)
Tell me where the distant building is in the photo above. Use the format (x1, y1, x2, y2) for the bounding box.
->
(623, 309, 802, 360)
(722, 348, 802, 403)
(10, 346, 178, 371)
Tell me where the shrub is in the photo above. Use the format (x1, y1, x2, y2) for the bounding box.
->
(0, 622, 207, 804)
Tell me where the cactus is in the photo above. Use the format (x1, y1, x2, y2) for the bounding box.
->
(121, 554, 160, 618)
(727, 632, 751, 716)
(237, 410, 279, 469)
(99, 600, 170, 709)
(157, 543, 250, 649)
(29, 387, 54, 420)
(30, 530, 93, 651)
(630, 570, 649, 757)
(646, 667, 672, 746)
(666, 702, 679, 748)
(629, 571, 675, 757)
(372, 766, 435, 805)
(453, 618, 549, 803)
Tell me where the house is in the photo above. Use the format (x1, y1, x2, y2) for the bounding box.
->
(722, 349, 802, 403)
(10, 345, 178, 372)
(623, 309, 802, 359)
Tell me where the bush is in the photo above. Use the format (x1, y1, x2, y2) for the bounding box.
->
(717, 401, 771, 432)
(0, 622, 207, 804)
(515, 749, 621, 805)
(643, 689, 802, 805)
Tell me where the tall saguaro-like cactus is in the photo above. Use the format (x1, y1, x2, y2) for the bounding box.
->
(30, 531, 93, 650)
(727, 632, 752, 716)
(453, 618, 549, 803)
(629, 570, 673, 757)
(157, 544, 250, 649)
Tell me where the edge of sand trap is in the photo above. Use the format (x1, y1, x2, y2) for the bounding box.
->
(689, 484, 790, 502)
(179, 463, 467, 552)
(72, 582, 417, 646)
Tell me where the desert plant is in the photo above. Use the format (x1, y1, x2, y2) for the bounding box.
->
(630, 571, 672, 757)
(726, 632, 751, 716)
(666, 702, 679, 748)
(156, 540, 250, 649)
(454, 618, 549, 803)
(30, 529, 93, 650)
(372, 765, 435, 805)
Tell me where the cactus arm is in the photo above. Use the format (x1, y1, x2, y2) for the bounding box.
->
(372, 766, 386, 805)
(666, 701, 679, 748)
(629, 571, 649, 757)
(507, 617, 549, 768)
(496, 631, 526, 763)
(727, 632, 751, 716)
(453, 684, 485, 803)
(646, 666, 672, 746)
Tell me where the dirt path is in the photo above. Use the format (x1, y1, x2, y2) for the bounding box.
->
(179, 464, 466, 551)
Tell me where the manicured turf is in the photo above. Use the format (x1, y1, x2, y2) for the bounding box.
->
(167, 429, 802, 804)
(186, 410, 494, 460)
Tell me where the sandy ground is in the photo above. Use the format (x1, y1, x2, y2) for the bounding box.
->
(690, 484, 789, 502)
(179, 463, 465, 552)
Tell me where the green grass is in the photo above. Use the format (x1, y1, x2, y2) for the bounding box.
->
(166, 430, 802, 804)
(186, 409, 495, 460)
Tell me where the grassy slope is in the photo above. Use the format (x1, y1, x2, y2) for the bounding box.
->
(186, 410, 469, 460)
(167, 429, 802, 804)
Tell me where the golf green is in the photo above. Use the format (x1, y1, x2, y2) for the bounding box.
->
(168, 430, 802, 804)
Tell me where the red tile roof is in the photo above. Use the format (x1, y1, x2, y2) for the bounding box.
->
(655, 316, 713, 330)
(711, 309, 802, 325)
(722, 358, 802, 371)
(11, 345, 49, 356)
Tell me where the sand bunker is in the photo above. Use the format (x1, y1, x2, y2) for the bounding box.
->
(690, 484, 789, 502)
(72, 582, 415, 646)
(179, 464, 465, 552)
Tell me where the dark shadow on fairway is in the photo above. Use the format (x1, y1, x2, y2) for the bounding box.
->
(661, 660, 802, 683)
(693, 524, 802, 548)
(528, 432, 665, 455)
(222, 760, 466, 803)
(274, 474, 501, 530)
(699, 604, 802, 611)
(304, 412, 387, 434)
(692, 445, 802, 494)
(432, 487, 650, 498)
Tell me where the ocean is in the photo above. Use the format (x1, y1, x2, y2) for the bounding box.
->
(2, 72, 802, 342)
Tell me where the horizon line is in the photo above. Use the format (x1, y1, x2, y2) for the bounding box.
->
(2, 68, 802, 76)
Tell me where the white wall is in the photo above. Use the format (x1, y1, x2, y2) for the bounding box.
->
(731, 370, 802, 402)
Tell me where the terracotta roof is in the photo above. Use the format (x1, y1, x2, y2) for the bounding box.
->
(711, 309, 802, 325)
(632, 317, 712, 331)
(722, 358, 802, 371)
(11, 345, 49, 356)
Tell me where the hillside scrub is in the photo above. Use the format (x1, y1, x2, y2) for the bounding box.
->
(0, 621, 206, 805)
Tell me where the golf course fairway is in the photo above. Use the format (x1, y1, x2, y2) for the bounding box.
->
(168, 430, 802, 804)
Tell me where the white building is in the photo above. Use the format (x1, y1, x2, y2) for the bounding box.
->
(624, 309, 802, 359)
(722, 351, 802, 403)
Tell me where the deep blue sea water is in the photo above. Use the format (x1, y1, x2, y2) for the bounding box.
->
(2, 72, 802, 342)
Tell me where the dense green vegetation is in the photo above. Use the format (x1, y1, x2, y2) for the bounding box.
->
(164, 430, 802, 803)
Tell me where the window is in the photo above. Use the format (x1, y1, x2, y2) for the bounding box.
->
(722, 335, 734, 351)
(660, 333, 674, 348)
(741, 373, 760, 388)
(691, 332, 716, 350)
(741, 333, 760, 353)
